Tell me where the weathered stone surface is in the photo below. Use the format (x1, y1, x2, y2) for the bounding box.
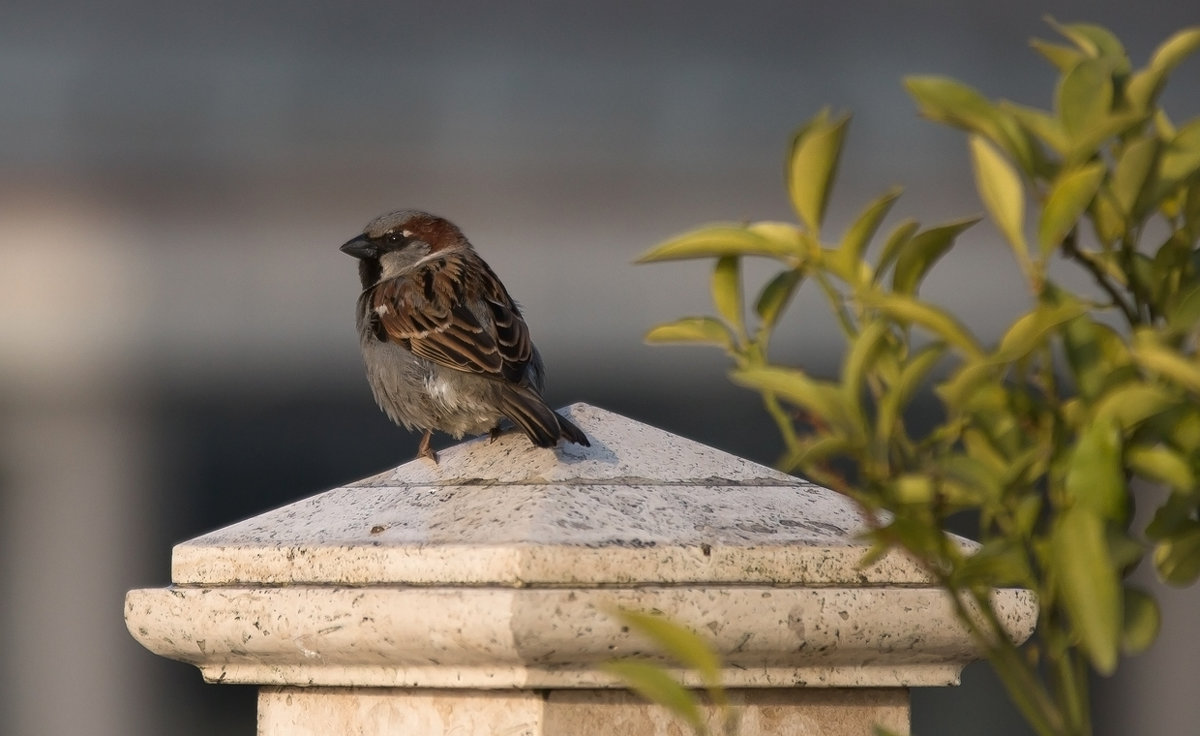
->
(258, 687, 911, 736)
(169, 404, 938, 587)
(125, 584, 1033, 689)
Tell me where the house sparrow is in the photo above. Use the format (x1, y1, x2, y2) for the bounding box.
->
(340, 209, 589, 462)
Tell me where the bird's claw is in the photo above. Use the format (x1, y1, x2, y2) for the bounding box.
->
(417, 430, 439, 463)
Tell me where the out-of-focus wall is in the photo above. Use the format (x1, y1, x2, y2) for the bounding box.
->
(2, 3, 1197, 734)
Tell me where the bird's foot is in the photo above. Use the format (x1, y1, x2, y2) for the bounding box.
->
(417, 430, 439, 463)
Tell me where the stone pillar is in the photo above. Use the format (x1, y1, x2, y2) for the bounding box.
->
(125, 403, 1035, 736)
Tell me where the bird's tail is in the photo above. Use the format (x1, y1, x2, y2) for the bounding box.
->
(500, 387, 590, 449)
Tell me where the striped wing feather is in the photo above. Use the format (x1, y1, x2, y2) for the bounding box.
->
(368, 253, 533, 384)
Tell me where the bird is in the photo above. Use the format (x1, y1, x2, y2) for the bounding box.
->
(340, 209, 589, 462)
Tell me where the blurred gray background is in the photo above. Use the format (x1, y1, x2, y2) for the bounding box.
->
(2, 2, 1198, 734)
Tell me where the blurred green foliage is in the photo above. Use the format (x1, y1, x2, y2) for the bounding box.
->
(603, 609, 736, 736)
(634, 20, 1200, 736)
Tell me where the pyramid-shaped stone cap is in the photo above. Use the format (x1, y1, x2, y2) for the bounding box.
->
(173, 403, 943, 587)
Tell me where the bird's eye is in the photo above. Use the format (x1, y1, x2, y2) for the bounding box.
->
(384, 230, 404, 244)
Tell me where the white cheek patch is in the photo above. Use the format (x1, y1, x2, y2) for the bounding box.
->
(379, 252, 405, 279)
(379, 247, 429, 279)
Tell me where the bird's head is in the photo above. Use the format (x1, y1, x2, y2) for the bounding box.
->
(340, 209, 469, 286)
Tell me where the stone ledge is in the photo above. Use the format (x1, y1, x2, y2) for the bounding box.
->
(125, 584, 1035, 689)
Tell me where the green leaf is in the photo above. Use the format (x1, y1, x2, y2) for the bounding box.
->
(754, 269, 804, 330)
(871, 335, 904, 386)
(876, 342, 945, 444)
(1147, 26, 1200, 76)
(1108, 535, 1146, 579)
(1175, 410, 1200, 456)
(863, 292, 985, 360)
(834, 187, 903, 283)
(1166, 283, 1200, 335)
(1091, 383, 1175, 430)
(996, 298, 1090, 362)
(1132, 329, 1200, 393)
(1153, 523, 1200, 585)
(602, 660, 706, 733)
(781, 433, 854, 474)
(1065, 110, 1148, 167)
(787, 110, 850, 234)
(1056, 58, 1115, 139)
(1052, 505, 1122, 674)
(1064, 418, 1127, 523)
(1091, 192, 1126, 247)
(940, 454, 1003, 504)
(1186, 183, 1200, 237)
(1014, 495, 1044, 537)
(1129, 251, 1158, 308)
(881, 516, 957, 563)
(1108, 136, 1160, 220)
(1126, 27, 1200, 109)
(954, 538, 1033, 588)
(1048, 19, 1129, 70)
(1127, 444, 1196, 493)
(1121, 587, 1161, 654)
(892, 473, 936, 504)
(891, 217, 980, 296)
(938, 363, 1001, 413)
(613, 609, 723, 691)
(1146, 491, 1199, 539)
(906, 75, 995, 132)
(874, 218, 920, 280)
(644, 318, 733, 349)
(637, 225, 803, 263)
(1157, 119, 1200, 193)
(1152, 231, 1190, 306)
(1004, 101, 1069, 155)
(746, 220, 810, 252)
(856, 536, 891, 569)
(711, 256, 743, 337)
(841, 320, 892, 417)
(1063, 316, 1126, 400)
(906, 76, 1035, 173)
(969, 136, 1028, 264)
(1038, 163, 1106, 259)
(1171, 407, 1200, 454)
(1030, 39, 1086, 72)
(1154, 109, 1178, 140)
(731, 366, 861, 440)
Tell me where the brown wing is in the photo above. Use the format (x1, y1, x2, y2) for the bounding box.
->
(367, 252, 533, 383)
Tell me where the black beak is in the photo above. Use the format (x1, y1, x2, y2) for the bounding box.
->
(340, 234, 377, 259)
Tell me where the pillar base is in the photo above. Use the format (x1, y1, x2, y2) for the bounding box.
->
(258, 686, 910, 736)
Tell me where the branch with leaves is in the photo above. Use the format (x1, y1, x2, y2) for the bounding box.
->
(634, 20, 1200, 736)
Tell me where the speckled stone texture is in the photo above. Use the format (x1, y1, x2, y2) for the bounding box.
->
(125, 403, 1037, 735)
(259, 687, 911, 736)
(168, 403, 935, 588)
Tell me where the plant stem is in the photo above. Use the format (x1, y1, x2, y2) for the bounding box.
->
(989, 637, 1071, 736)
(937, 582, 1067, 736)
(1050, 644, 1092, 736)
(762, 391, 800, 450)
(1062, 230, 1137, 324)
(813, 271, 858, 337)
